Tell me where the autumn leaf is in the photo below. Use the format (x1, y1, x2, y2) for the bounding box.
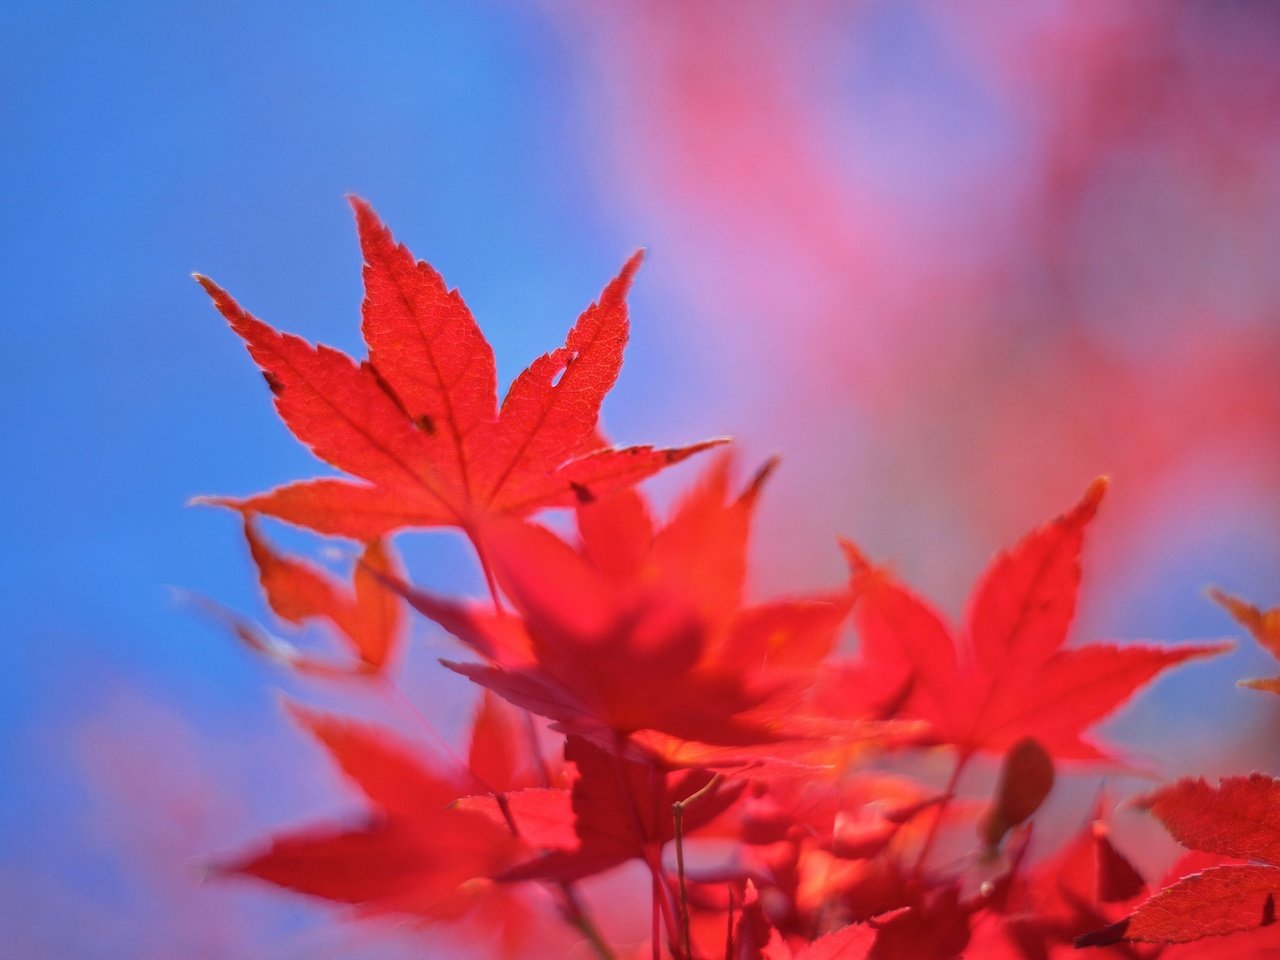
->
(482, 735, 743, 885)
(832, 480, 1229, 761)
(793, 923, 877, 959)
(868, 885, 972, 959)
(216, 704, 522, 922)
(245, 519, 402, 673)
(468, 690, 538, 794)
(1211, 589, 1280, 693)
(977, 796, 1146, 958)
(1078, 775, 1280, 947)
(193, 197, 722, 542)
(388, 455, 855, 752)
(187, 520, 404, 677)
(732, 880, 793, 959)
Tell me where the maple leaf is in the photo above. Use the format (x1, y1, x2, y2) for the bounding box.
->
(867, 885, 972, 960)
(1210, 589, 1280, 693)
(186, 520, 404, 677)
(386, 455, 855, 753)
(794, 923, 877, 960)
(733, 879, 880, 959)
(831, 480, 1229, 761)
(976, 796, 1147, 959)
(193, 197, 722, 543)
(1079, 775, 1280, 947)
(489, 735, 744, 884)
(732, 880, 798, 960)
(244, 519, 402, 673)
(216, 704, 525, 923)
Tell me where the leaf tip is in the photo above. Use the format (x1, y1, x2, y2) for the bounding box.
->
(1081, 475, 1110, 514)
(187, 493, 244, 512)
(838, 537, 873, 575)
(191, 272, 222, 298)
(616, 249, 645, 290)
(346, 193, 381, 233)
(739, 454, 781, 506)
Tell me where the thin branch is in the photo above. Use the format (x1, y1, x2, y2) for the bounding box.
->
(911, 749, 972, 880)
(674, 774, 724, 960)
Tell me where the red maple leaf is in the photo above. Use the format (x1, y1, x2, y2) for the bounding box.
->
(186, 520, 404, 678)
(217, 703, 528, 923)
(731, 878, 879, 959)
(793, 924, 877, 960)
(194, 198, 722, 543)
(465, 734, 742, 885)
(1079, 775, 1280, 947)
(828, 480, 1228, 761)
(385, 456, 854, 752)
(976, 797, 1147, 959)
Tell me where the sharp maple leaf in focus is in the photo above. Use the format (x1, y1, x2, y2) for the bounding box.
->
(1079, 775, 1280, 947)
(821, 479, 1229, 761)
(194, 198, 721, 542)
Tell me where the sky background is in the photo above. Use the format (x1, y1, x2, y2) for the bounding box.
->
(4, 2, 1280, 957)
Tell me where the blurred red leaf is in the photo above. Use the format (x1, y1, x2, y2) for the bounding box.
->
(393, 456, 855, 753)
(217, 705, 521, 923)
(242, 519, 403, 673)
(833, 480, 1228, 760)
(500, 735, 743, 884)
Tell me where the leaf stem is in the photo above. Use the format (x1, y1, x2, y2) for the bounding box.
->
(911, 749, 971, 880)
(651, 867, 663, 960)
(647, 847, 682, 956)
(674, 774, 723, 960)
(461, 525, 613, 958)
(378, 677, 472, 777)
(674, 803, 691, 959)
(561, 885, 617, 960)
(466, 527, 508, 617)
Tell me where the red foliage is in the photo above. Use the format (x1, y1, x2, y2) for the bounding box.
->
(190, 200, 1275, 959)
(820, 482, 1227, 762)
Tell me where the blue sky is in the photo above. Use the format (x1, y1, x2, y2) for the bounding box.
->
(1, 4, 652, 952)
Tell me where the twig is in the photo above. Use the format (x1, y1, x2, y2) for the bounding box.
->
(673, 774, 724, 959)
(910, 749, 971, 880)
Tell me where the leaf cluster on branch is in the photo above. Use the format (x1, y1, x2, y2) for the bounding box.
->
(188, 200, 1278, 959)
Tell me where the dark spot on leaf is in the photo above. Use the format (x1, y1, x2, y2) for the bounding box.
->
(570, 482, 595, 504)
(262, 371, 284, 395)
(1264, 893, 1276, 927)
(415, 414, 436, 435)
(362, 361, 412, 419)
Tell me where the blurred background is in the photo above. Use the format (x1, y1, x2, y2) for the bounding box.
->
(3, 1, 1279, 956)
